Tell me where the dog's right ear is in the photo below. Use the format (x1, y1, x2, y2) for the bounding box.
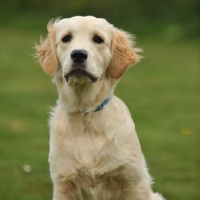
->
(35, 21, 58, 75)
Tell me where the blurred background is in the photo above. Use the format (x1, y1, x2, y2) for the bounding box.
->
(0, 0, 199, 200)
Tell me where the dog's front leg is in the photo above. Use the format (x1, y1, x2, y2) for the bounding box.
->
(97, 180, 151, 200)
(96, 170, 151, 200)
(53, 178, 89, 200)
(52, 179, 93, 200)
(52, 179, 77, 200)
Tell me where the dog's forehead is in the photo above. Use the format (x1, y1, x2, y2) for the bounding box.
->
(55, 16, 112, 36)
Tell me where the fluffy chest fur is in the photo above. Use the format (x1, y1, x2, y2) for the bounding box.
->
(49, 96, 143, 178)
(48, 96, 149, 200)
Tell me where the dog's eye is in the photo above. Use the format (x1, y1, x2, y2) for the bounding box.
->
(62, 34, 72, 43)
(93, 35, 104, 44)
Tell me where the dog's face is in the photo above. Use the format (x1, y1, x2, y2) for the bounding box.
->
(35, 16, 141, 85)
(55, 17, 112, 84)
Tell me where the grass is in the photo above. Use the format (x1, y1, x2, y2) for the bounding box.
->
(0, 26, 199, 200)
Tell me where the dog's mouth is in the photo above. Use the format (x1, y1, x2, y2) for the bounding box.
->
(64, 69, 98, 83)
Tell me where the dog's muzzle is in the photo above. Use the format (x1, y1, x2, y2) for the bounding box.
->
(64, 49, 98, 83)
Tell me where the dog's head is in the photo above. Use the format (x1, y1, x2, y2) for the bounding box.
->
(35, 16, 141, 84)
(35, 16, 141, 112)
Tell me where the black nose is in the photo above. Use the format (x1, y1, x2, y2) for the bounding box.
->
(70, 50, 88, 63)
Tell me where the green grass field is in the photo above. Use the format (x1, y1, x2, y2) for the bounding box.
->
(0, 26, 199, 200)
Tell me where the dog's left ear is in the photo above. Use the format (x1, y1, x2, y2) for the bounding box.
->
(35, 21, 59, 75)
(107, 28, 141, 79)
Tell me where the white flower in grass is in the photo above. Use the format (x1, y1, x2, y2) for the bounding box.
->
(22, 164, 32, 173)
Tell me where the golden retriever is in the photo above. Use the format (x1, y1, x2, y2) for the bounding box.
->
(35, 16, 165, 200)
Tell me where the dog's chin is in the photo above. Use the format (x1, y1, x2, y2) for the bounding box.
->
(64, 68, 98, 84)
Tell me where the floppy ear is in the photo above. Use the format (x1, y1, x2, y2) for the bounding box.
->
(35, 21, 58, 75)
(107, 28, 141, 79)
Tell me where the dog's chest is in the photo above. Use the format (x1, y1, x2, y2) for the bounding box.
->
(49, 108, 136, 180)
(64, 126, 109, 167)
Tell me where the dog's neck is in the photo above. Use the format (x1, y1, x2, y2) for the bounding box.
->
(54, 72, 116, 113)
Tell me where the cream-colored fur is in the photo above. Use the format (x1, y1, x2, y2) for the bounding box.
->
(35, 16, 165, 200)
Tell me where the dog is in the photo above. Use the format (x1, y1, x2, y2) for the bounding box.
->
(35, 16, 165, 200)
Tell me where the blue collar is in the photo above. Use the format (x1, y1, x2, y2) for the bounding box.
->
(93, 96, 112, 112)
